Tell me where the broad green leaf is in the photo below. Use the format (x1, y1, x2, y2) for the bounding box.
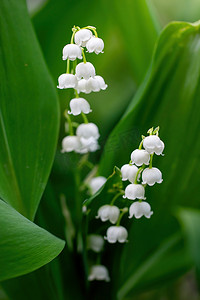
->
(177, 207, 200, 284)
(111, 0, 161, 83)
(0, 199, 65, 281)
(0, 0, 59, 219)
(99, 20, 200, 298)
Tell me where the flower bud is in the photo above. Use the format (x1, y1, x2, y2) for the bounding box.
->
(142, 167, 163, 186)
(75, 29, 92, 47)
(105, 226, 128, 243)
(62, 44, 82, 61)
(129, 201, 153, 219)
(87, 76, 108, 92)
(121, 164, 138, 183)
(76, 62, 95, 80)
(79, 137, 100, 153)
(86, 36, 104, 54)
(88, 176, 106, 195)
(88, 265, 110, 282)
(87, 234, 104, 253)
(143, 135, 164, 155)
(131, 149, 150, 166)
(96, 205, 120, 224)
(123, 184, 145, 200)
(61, 136, 81, 152)
(76, 123, 100, 140)
(68, 98, 91, 116)
(57, 74, 77, 89)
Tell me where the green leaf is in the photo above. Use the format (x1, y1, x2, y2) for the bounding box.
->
(111, 0, 161, 83)
(0, 0, 59, 220)
(99, 20, 200, 297)
(177, 207, 200, 283)
(0, 199, 65, 281)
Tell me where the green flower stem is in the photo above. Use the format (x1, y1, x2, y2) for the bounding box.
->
(81, 112, 89, 123)
(74, 89, 79, 98)
(110, 191, 125, 206)
(134, 164, 145, 184)
(66, 59, 70, 74)
(78, 153, 94, 170)
(139, 140, 143, 150)
(81, 48, 87, 63)
(129, 160, 132, 165)
(116, 208, 128, 226)
(149, 154, 154, 169)
(64, 109, 74, 135)
(71, 27, 78, 44)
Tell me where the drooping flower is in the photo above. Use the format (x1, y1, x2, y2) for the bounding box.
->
(129, 201, 153, 219)
(88, 265, 110, 282)
(88, 176, 106, 194)
(121, 164, 138, 183)
(61, 136, 81, 152)
(96, 205, 120, 224)
(74, 29, 93, 47)
(86, 36, 104, 54)
(79, 137, 99, 153)
(76, 79, 92, 94)
(87, 76, 108, 92)
(131, 149, 150, 166)
(76, 123, 100, 140)
(105, 226, 128, 243)
(123, 184, 145, 200)
(62, 44, 82, 61)
(142, 167, 163, 186)
(143, 135, 164, 155)
(87, 234, 104, 253)
(57, 74, 78, 89)
(76, 62, 96, 80)
(68, 98, 92, 116)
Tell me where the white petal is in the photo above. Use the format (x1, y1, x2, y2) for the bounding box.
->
(129, 201, 153, 219)
(124, 184, 145, 200)
(142, 167, 163, 186)
(117, 226, 128, 243)
(76, 62, 95, 80)
(108, 206, 120, 224)
(89, 177, 106, 195)
(131, 149, 150, 166)
(143, 135, 165, 155)
(76, 79, 92, 94)
(86, 37, 104, 54)
(62, 44, 82, 61)
(57, 73, 77, 89)
(88, 265, 110, 282)
(68, 98, 91, 116)
(121, 164, 138, 183)
(61, 136, 81, 152)
(74, 29, 92, 47)
(76, 123, 100, 140)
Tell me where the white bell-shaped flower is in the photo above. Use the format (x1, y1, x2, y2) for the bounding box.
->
(68, 98, 91, 116)
(86, 36, 104, 54)
(75, 29, 92, 47)
(57, 74, 77, 89)
(76, 79, 92, 94)
(89, 176, 106, 195)
(142, 167, 163, 186)
(61, 136, 81, 152)
(76, 123, 100, 140)
(121, 164, 138, 183)
(123, 184, 145, 200)
(79, 137, 100, 153)
(76, 62, 96, 80)
(131, 149, 150, 166)
(143, 135, 164, 155)
(88, 265, 110, 282)
(129, 201, 153, 219)
(87, 234, 104, 253)
(105, 226, 128, 243)
(94, 76, 108, 90)
(62, 44, 82, 61)
(96, 205, 120, 224)
(87, 76, 108, 92)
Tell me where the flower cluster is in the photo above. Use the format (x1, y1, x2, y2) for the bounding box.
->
(122, 127, 164, 218)
(57, 26, 107, 154)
